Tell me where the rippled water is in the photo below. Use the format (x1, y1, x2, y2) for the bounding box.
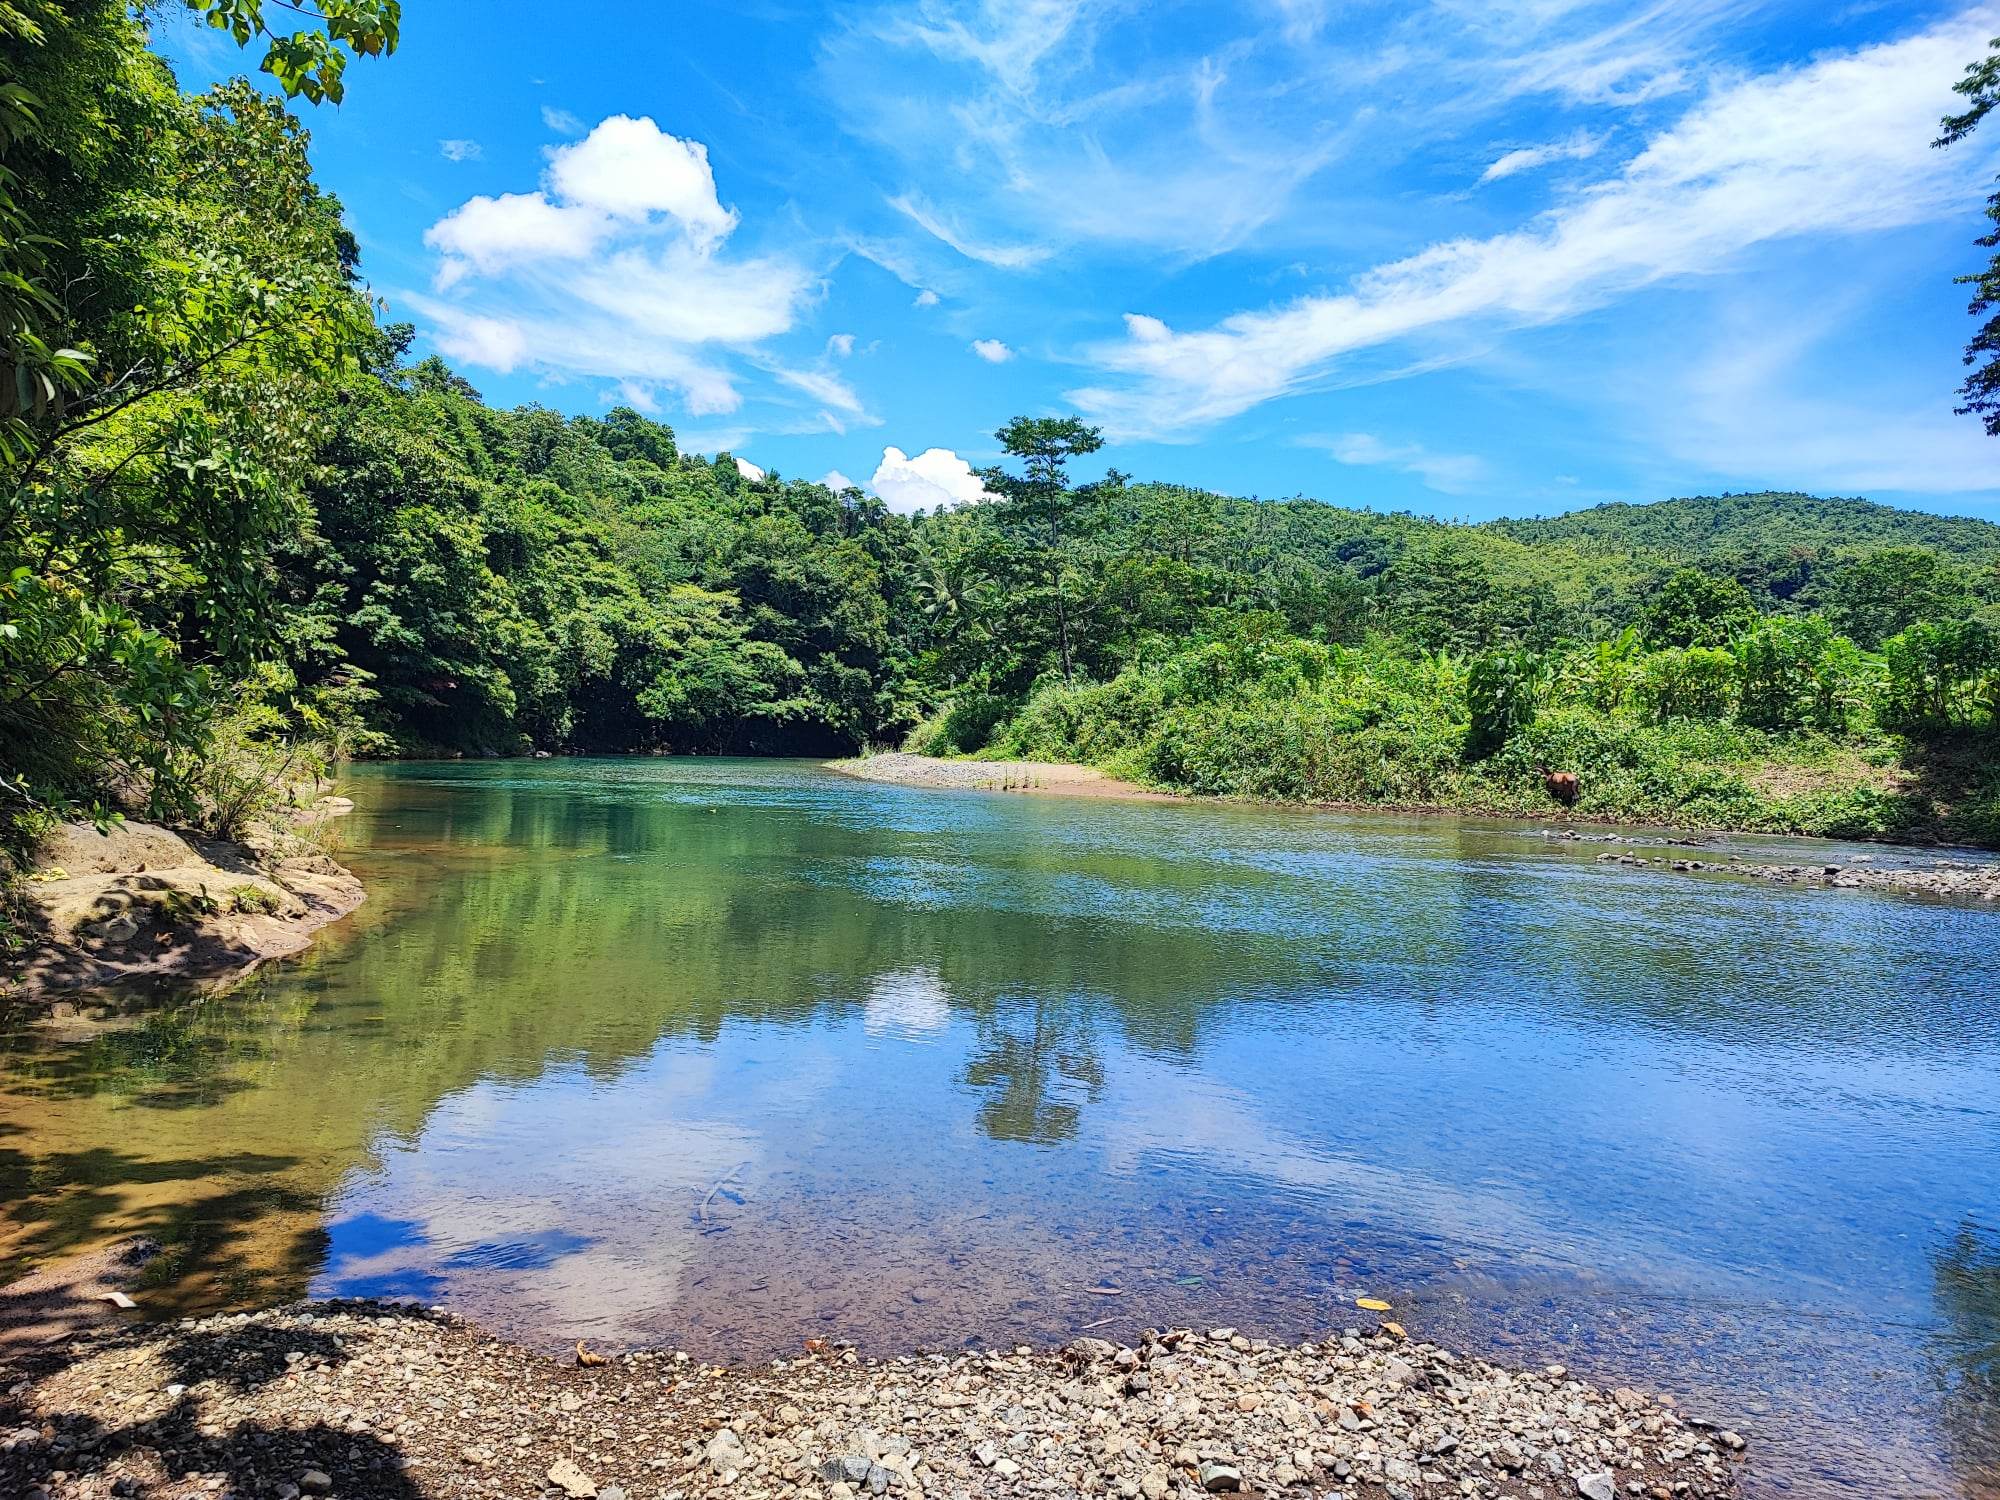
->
(3, 759, 1998, 1497)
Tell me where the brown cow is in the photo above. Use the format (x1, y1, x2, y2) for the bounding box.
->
(1541, 766, 1581, 806)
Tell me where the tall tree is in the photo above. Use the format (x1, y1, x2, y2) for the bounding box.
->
(1937, 36, 2000, 435)
(981, 416, 1109, 689)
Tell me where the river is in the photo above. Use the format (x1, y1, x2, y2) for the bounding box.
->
(2, 758, 1997, 1496)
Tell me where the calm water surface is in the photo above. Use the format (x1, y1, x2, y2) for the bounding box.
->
(3, 759, 1998, 1497)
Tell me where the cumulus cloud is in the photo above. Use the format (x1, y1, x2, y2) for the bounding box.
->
(1479, 129, 1605, 183)
(869, 445, 993, 513)
(416, 116, 823, 421)
(439, 138, 482, 162)
(1073, 12, 1999, 438)
(1302, 432, 1485, 493)
(734, 456, 767, 481)
(544, 115, 737, 246)
(970, 338, 1014, 363)
(822, 469, 859, 492)
(914, 289, 941, 308)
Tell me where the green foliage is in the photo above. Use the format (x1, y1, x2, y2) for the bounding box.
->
(1937, 34, 2000, 436)
(1881, 619, 1998, 729)
(1825, 546, 1974, 647)
(1641, 568, 1757, 648)
(1464, 649, 1541, 760)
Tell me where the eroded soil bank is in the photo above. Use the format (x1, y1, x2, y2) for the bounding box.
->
(2, 803, 364, 1005)
(0, 1297, 1742, 1500)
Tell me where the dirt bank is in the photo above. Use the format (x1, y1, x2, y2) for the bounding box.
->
(1, 800, 364, 1006)
(0, 1297, 1742, 1500)
(829, 753, 1176, 801)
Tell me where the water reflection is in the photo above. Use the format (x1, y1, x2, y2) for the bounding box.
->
(0, 758, 1996, 1497)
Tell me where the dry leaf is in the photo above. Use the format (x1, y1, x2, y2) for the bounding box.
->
(1356, 1297, 1393, 1311)
(574, 1340, 608, 1367)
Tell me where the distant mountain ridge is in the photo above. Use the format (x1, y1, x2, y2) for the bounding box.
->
(1482, 492, 2000, 563)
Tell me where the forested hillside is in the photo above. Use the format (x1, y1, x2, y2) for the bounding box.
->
(5, 0, 2000, 955)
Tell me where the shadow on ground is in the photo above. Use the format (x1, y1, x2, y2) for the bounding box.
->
(1, 1309, 424, 1499)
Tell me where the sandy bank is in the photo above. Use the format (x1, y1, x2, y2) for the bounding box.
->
(1, 802, 364, 1006)
(0, 1294, 1742, 1500)
(828, 753, 1176, 801)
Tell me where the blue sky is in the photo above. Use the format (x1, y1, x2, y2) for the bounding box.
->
(156, 0, 2000, 520)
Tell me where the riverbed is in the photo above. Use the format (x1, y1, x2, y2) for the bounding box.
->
(1, 758, 1995, 1496)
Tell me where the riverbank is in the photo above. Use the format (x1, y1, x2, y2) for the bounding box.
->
(838, 754, 2000, 904)
(0, 1294, 1743, 1500)
(0, 803, 364, 1007)
(829, 752, 1177, 800)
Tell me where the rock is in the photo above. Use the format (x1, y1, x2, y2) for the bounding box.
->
(1140, 1466, 1171, 1499)
(599, 1489, 627, 1500)
(1577, 1472, 1616, 1500)
(819, 1455, 873, 1485)
(547, 1457, 598, 1498)
(1198, 1461, 1243, 1492)
(706, 1427, 747, 1474)
(299, 1472, 334, 1497)
(974, 1441, 999, 1469)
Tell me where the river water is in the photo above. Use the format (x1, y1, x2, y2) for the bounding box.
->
(2, 759, 1997, 1496)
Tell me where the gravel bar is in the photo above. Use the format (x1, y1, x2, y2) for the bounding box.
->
(0, 1301, 1743, 1500)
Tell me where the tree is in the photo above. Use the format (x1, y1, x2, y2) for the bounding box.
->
(1464, 649, 1542, 760)
(1825, 547, 1973, 648)
(979, 416, 1109, 689)
(1937, 36, 2000, 435)
(1640, 568, 1757, 649)
(1881, 619, 1997, 729)
(182, 0, 401, 105)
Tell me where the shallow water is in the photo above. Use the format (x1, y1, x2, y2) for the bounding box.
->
(3, 758, 1998, 1497)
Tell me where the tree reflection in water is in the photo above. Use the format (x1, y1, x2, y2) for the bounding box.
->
(1934, 1219, 2000, 1494)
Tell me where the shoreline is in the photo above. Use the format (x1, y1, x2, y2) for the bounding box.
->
(831, 753, 2000, 902)
(0, 802, 365, 1009)
(828, 751, 1179, 801)
(0, 1289, 1744, 1500)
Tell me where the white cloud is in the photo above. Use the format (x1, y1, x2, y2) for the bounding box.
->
(417, 116, 816, 420)
(822, 468, 859, 492)
(439, 138, 481, 162)
(1073, 12, 2000, 438)
(970, 338, 1014, 363)
(541, 105, 585, 136)
(426, 309, 529, 372)
(888, 192, 1054, 269)
(543, 115, 737, 247)
(608, 379, 660, 414)
(425, 192, 605, 286)
(914, 289, 941, 307)
(826, 332, 857, 358)
(1479, 128, 1605, 183)
(734, 456, 767, 481)
(1302, 432, 1486, 493)
(869, 445, 994, 513)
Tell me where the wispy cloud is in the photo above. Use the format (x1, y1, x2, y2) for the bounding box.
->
(541, 105, 585, 136)
(1301, 432, 1486, 493)
(438, 138, 482, 162)
(888, 192, 1054, 269)
(1479, 128, 1606, 183)
(1072, 11, 1999, 438)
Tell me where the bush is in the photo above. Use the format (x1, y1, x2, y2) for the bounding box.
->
(1464, 649, 1541, 760)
